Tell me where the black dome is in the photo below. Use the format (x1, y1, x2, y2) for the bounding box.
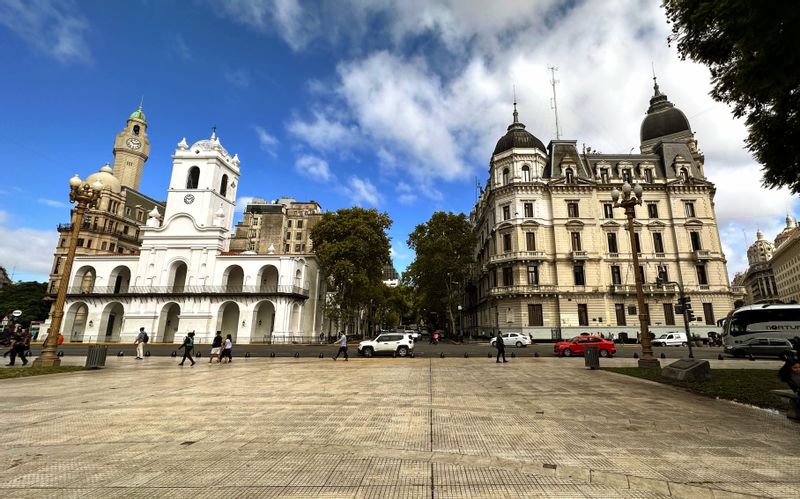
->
(493, 105, 546, 155)
(640, 82, 691, 143)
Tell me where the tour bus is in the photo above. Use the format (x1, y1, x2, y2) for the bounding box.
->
(721, 303, 800, 349)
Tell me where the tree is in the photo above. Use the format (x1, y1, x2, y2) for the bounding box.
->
(663, 0, 800, 192)
(406, 212, 476, 337)
(310, 207, 392, 336)
(0, 281, 49, 328)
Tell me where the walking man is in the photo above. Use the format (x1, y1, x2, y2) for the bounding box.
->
(134, 327, 148, 360)
(209, 331, 223, 363)
(178, 331, 196, 366)
(333, 332, 348, 361)
(495, 331, 507, 363)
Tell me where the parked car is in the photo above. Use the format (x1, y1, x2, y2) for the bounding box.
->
(651, 332, 688, 347)
(724, 338, 795, 359)
(490, 332, 531, 348)
(358, 333, 415, 357)
(554, 336, 616, 357)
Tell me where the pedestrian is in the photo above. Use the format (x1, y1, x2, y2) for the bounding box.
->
(57, 332, 64, 346)
(333, 332, 348, 361)
(778, 356, 800, 413)
(220, 334, 233, 363)
(320, 332, 325, 344)
(4, 333, 28, 366)
(209, 331, 223, 363)
(495, 331, 507, 363)
(134, 327, 148, 360)
(790, 336, 800, 352)
(178, 331, 196, 366)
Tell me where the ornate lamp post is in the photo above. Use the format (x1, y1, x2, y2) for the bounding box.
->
(33, 175, 103, 367)
(611, 182, 659, 367)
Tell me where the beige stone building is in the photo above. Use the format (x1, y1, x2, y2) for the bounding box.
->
(770, 215, 800, 304)
(736, 230, 780, 305)
(230, 198, 322, 255)
(47, 106, 164, 295)
(467, 81, 744, 340)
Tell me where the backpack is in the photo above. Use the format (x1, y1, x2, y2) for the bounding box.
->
(142, 332, 149, 344)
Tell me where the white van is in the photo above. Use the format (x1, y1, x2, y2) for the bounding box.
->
(651, 332, 688, 347)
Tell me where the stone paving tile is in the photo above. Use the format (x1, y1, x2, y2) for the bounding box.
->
(1, 357, 799, 498)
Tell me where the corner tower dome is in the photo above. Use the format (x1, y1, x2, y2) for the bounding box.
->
(128, 104, 146, 124)
(493, 103, 546, 155)
(640, 78, 691, 143)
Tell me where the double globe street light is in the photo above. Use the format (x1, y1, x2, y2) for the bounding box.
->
(611, 182, 659, 368)
(33, 174, 104, 367)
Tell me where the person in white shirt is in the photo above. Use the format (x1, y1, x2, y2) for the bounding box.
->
(333, 332, 348, 361)
(220, 334, 234, 363)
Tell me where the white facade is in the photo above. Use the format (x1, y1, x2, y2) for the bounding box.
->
(55, 132, 324, 344)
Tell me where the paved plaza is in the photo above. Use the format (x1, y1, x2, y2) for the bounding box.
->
(1, 356, 799, 498)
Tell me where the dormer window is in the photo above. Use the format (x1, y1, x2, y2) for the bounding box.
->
(601, 169, 609, 184)
(680, 168, 688, 182)
(565, 168, 574, 183)
(522, 165, 530, 182)
(644, 169, 653, 183)
(186, 166, 200, 189)
(502, 168, 510, 185)
(220, 174, 228, 196)
(133, 125, 140, 136)
(622, 169, 631, 183)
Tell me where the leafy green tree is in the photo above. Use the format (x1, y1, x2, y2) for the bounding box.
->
(310, 207, 392, 336)
(0, 281, 49, 327)
(663, 0, 800, 192)
(406, 211, 476, 337)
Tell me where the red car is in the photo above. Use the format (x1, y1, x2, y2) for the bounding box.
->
(554, 336, 616, 357)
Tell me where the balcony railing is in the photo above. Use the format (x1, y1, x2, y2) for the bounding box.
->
(693, 250, 712, 260)
(66, 284, 310, 298)
(58, 223, 140, 244)
(489, 284, 558, 296)
(488, 250, 548, 265)
(571, 250, 588, 259)
(610, 284, 678, 294)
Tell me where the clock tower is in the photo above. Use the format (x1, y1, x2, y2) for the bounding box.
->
(112, 104, 150, 190)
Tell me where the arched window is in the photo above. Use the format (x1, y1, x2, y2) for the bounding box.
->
(521, 165, 530, 182)
(565, 168, 574, 183)
(502, 168, 510, 185)
(220, 174, 228, 196)
(186, 167, 200, 189)
(133, 125, 140, 136)
(680, 168, 688, 182)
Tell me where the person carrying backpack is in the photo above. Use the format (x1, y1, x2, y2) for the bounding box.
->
(178, 331, 195, 366)
(134, 327, 149, 360)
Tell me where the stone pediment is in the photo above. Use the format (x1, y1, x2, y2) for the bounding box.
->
(520, 220, 540, 227)
(685, 219, 703, 227)
(496, 222, 514, 232)
(647, 220, 667, 228)
(565, 219, 584, 229)
(601, 220, 622, 229)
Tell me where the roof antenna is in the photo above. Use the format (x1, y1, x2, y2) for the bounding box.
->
(139, 95, 144, 110)
(512, 84, 519, 123)
(548, 66, 561, 139)
(651, 62, 661, 96)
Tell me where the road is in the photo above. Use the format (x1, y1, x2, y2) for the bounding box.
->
(19, 340, 775, 363)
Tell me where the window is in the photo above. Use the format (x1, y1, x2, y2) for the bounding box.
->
(690, 231, 702, 251)
(186, 166, 200, 189)
(109, 243, 115, 252)
(522, 165, 530, 182)
(601, 169, 609, 183)
(287, 220, 292, 228)
(573, 265, 585, 286)
(123, 226, 129, 234)
(528, 304, 543, 326)
(639, 265, 646, 283)
(502, 267, 513, 286)
(248, 242, 256, 251)
(703, 303, 715, 325)
(571, 232, 582, 251)
(527, 265, 539, 285)
(653, 232, 664, 253)
(125, 207, 131, 216)
(502, 205, 511, 220)
(86, 240, 92, 249)
(52, 257, 62, 274)
(663, 303, 675, 325)
(657, 265, 668, 282)
(603, 203, 613, 219)
(502, 168, 509, 185)
(490, 269, 497, 288)
(578, 304, 589, 326)
(524, 202, 533, 218)
(220, 174, 228, 196)
(615, 304, 626, 326)
(644, 169, 653, 183)
(647, 203, 658, 218)
(101, 242, 107, 250)
(503, 233, 512, 252)
(611, 265, 621, 285)
(133, 124, 140, 136)
(622, 169, 631, 182)
(684, 201, 695, 218)
(295, 244, 301, 252)
(297, 220, 303, 229)
(680, 168, 688, 182)
(76, 238, 84, 247)
(295, 232, 302, 240)
(565, 168, 574, 183)
(696, 264, 708, 285)
(285, 232, 291, 240)
(634, 233, 642, 254)
(284, 243, 290, 252)
(526, 232, 536, 251)
(567, 202, 579, 218)
(607, 233, 618, 253)
(60, 239, 65, 247)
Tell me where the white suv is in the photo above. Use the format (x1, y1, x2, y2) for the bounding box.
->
(358, 333, 415, 357)
(490, 332, 532, 348)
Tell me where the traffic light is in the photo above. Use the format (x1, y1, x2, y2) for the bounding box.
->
(677, 295, 695, 321)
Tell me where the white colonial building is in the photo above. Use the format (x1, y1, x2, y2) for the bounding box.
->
(55, 132, 324, 344)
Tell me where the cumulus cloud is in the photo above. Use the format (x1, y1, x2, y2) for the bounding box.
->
(235, 196, 257, 213)
(295, 154, 333, 182)
(37, 198, 70, 209)
(225, 68, 251, 88)
(287, 110, 362, 151)
(345, 176, 381, 207)
(0, 0, 91, 64)
(0, 210, 57, 280)
(254, 126, 279, 157)
(212, 0, 313, 51)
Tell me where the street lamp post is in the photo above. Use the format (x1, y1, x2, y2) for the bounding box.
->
(33, 175, 103, 367)
(611, 182, 659, 368)
(457, 304, 463, 341)
(656, 275, 694, 359)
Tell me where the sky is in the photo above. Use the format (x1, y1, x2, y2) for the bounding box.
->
(0, 0, 797, 284)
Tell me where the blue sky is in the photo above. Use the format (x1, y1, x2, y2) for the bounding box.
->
(1, 0, 797, 283)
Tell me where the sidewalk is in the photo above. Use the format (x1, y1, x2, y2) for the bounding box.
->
(1, 357, 797, 498)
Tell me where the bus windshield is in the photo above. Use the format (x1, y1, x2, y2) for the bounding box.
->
(726, 307, 800, 336)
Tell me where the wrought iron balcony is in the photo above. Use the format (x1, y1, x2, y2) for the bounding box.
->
(570, 250, 588, 259)
(57, 223, 140, 244)
(488, 284, 558, 296)
(610, 284, 678, 294)
(65, 284, 310, 298)
(488, 250, 548, 265)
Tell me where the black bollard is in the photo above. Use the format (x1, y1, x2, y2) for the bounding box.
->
(57, 351, 64, 357)
(196, 352, 201, 358)
(294, 352, 300, 358)
(171, 351, 177, 357)
(117, 351, 124, 357)
(319, 352, 324, 358)
(464, 352, 469, 358)
(440, 352, 445, 358)
(145, 351, 151, 357)
(488, 352, 492, 358)
(660, 352, 666, 359)
(511, 352, 516, 358)
(270, 352, 275, 358)
(717, 354, 724, 360)
(410, 352, 415, 358)
(749, 353, 755, 361)
(633, 352, 639, 359)
(534, 352, 540, 358)
(245, 352, 251, 358)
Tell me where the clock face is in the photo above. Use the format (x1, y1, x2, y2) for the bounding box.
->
(126, 137, 142, 150)
(184, 194, 195, 204)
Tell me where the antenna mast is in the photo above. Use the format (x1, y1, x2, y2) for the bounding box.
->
(548, 66, 561, 139)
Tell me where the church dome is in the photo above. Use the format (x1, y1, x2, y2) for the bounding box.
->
(86, 163, 122, 193)
(128, 104, 146, 124)
(775, 214, 798, 248)
(190, 130, 231, 158)
(640, 80, 691, 143)
(493, 104, 546, 155)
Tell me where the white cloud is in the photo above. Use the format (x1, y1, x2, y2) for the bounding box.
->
(235, 196, 257, 213)
(0, 0, 91, 64)
(225, 68, 251, 88)
(37, 198, 70, 209)
(345, 176, 381, 207)
(173, 33, 191, 60)
(295, 154, 333, 182)
(287, 110, 361, 151)
(254, 125, 279, 157)
(212, 0, 313, 51)
(0, 210, 57, 280)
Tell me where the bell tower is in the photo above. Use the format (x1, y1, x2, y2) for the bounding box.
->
(112, 103, 150, 190)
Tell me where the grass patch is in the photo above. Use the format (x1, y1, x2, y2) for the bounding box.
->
(603, 367, 788, 411)
(0, 366, 87, 379)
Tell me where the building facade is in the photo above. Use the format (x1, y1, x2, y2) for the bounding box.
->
(737, 230, 780, 304)
(467, 81, 744, 339)
(54, 132, 324, 344)
(230, 198, 322, 255)
(770, 215, 800, 304)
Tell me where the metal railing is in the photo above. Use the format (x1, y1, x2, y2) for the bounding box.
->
(58, 223, 140, 244)
(489, 284, 558, 296)
(488, 250, 547, 265)
(66, 284, 310, 297)
(610, 284, 678, 294)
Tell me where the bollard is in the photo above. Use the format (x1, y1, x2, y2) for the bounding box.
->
(511, 352, 516, 358)
(117, 351, 124, 357)
(488, 352, 492, 358)
(748, 353, 755, 361)
(410, 352, 415, 358)
(717, 354, 724, 360)
(633, 352, 639, 359)
(660, 353, 666, 359)
(440, 352, 445, 358)
(57, 351, 64, 357)
(534, 352, 540, 358)
(294, 352, 300, 358)
(171, 351, 177, 357)
(245, 352, 251, 358)
(145, 351, 151, 357)
(464, 352, 469, 358)
(196, 352, 201, 358)
(319, 352, 324, 358)
(270, 352, 275, 358)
